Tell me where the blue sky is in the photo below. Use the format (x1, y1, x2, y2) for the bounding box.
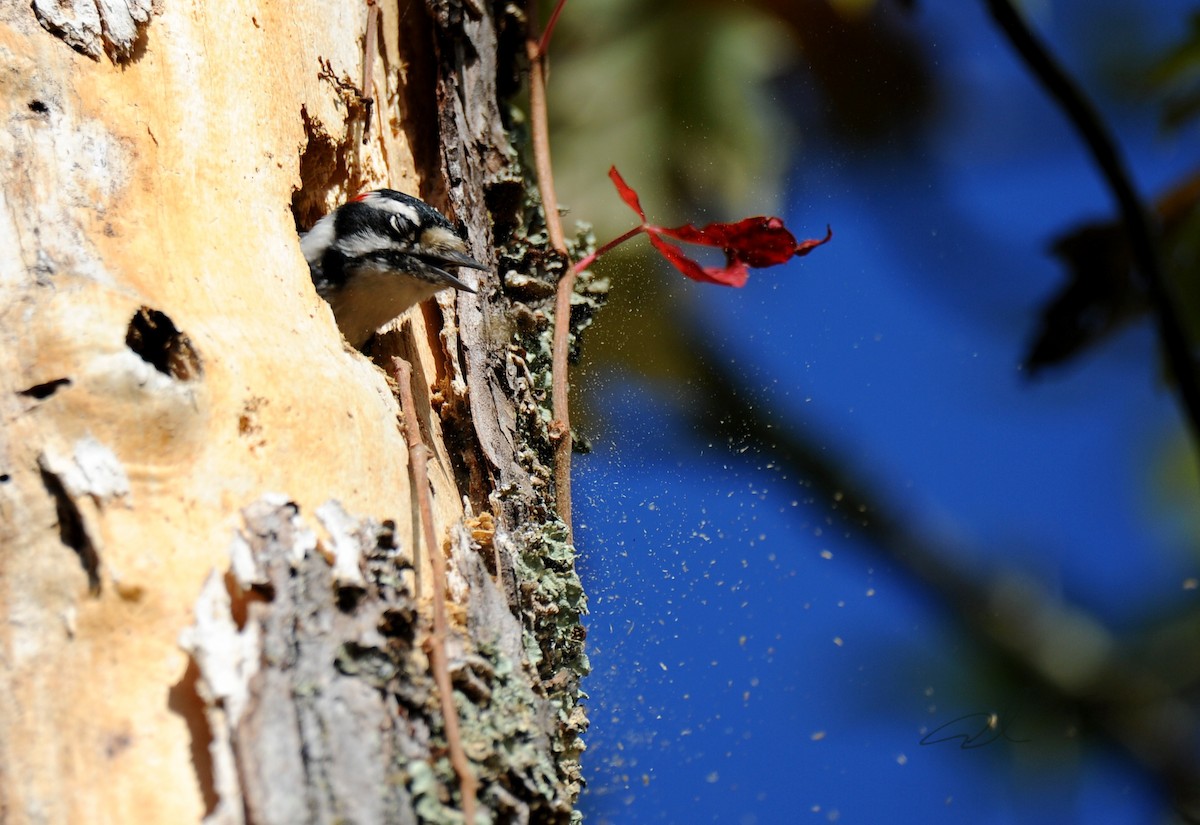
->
(573, 1, 1199, 822)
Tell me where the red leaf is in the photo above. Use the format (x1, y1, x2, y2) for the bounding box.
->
(795, 225, 834, 256)
(657, 217, 800, 268)
(604, 167, 831, 289)
(608, 166, 646, 221)
(648, 234, 750, 287)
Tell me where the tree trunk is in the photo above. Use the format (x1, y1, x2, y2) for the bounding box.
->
(0, 2, 592, 822)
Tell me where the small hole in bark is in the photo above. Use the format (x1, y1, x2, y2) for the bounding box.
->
(19, 378, 71, 399)
(336, 584, 366, 611)
(126, 307, 203, 381)
(28, 99, 49, 114)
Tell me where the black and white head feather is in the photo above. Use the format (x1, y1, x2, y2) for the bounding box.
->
(301, 190, 486, 347)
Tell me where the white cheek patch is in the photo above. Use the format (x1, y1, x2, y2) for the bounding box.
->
(334, 231, 394, 257)
(363, 193, 421, 224)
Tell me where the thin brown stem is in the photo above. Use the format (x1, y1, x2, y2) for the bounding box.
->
(392, 357, 478, 824)
(526, 6, 575, 537)
(361, 0, 379, 143)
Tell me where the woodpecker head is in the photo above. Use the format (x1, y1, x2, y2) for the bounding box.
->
(301, 189, 487, 347)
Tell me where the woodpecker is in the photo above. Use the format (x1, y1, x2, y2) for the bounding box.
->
(301, 190, 487, 348)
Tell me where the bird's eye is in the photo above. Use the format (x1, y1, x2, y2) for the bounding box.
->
(390, 215, 407, 235)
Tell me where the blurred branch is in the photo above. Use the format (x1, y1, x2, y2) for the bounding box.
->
(983, 0, 1200, 477)
(680, 327, 1200, 819)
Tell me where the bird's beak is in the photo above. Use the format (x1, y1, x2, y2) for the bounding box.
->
(418, 249, 487, 294)
(428, 266, 478, 293)
(417, 248, 482, 293)
(419, 248, 489, 272)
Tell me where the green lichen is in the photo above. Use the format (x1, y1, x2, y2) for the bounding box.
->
(512, 519, 590, 811)
(487, 183, 601, 820)
(514, 521, 589, 682)
(402, 632, 583, 824)
(409, 759, 475, 825)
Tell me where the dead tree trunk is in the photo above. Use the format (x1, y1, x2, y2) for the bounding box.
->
(0, 2, 595, 822)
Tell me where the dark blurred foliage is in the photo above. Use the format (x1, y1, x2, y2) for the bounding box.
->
(1027, 171, 1200, 375)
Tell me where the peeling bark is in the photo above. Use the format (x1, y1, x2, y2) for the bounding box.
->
(32, 0, 152, 62)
